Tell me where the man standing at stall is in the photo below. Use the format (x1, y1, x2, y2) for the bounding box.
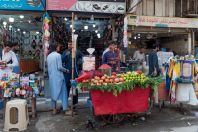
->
(102, 43, 111, 59)
(0, 42, 19, 75)
(62, 41, 83, 108)
(133, 46, 145, 61)
(148, 45, 160, 77)
(47, 43, 71, 115)
(102, 41, 119, 72)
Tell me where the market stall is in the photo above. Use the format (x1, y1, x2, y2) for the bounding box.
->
(168, 55, 198, 105)
(0, 72, 40, 117)
(0, 0, 46, 117)
(0, 0, 45, 74)
(125, 15, 198, 58)
(76, 64, 161, 124)
(46, 0, 126, 68)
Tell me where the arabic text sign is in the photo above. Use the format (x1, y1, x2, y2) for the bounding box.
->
(127, 15, 198, 28)
(0, 0, 45, 11)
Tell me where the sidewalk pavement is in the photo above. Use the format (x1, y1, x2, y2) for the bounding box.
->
(1, 99, 198, 132)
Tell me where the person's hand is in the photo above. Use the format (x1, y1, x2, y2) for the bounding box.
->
(0, 66, 5, 69)
(66, 51, 70, 56)
(0, 62, 6, 69)
(66, 69, 70, 73)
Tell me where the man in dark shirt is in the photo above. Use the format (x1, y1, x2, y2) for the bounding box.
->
(102, 41, 118, 71)
(148, 45, 160, 77)
(62, 41, 83, 106)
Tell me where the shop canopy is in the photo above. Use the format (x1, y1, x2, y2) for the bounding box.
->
(0, 0, 45, 11)
(127, 15, 198, 29)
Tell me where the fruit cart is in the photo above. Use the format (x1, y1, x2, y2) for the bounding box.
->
(78, 71, 159, 125)
(89, 87, 152, 124)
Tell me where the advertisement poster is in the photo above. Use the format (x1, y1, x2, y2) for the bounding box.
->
(0, 0, 45, 10)
(46, 0, 125, 14)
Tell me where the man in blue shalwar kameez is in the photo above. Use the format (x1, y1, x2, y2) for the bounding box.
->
(62, 42, 83, 107)
(47, 43, 71, 115)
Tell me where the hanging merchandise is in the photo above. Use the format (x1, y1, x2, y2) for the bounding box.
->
(168, 55, 198, 105)
(194, 60, 198, 98)
(31, 40, 37, 49)
(42, 12, 51, 78)
(180, 60, 194, 82)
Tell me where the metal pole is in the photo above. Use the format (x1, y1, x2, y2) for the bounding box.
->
(181, 0, 183, 17)
(187, 0, 190, 13)
(192, 30, 195, 55)
(153, 0, 155, 16)
(71, 12, 75, 117)
(188, 31, 192, 55)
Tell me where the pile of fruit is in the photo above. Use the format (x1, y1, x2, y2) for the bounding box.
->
(82, 72, 124, 86)
(78, 71, 163, 96)
(82, 71, 149, 85)
(121, 71, 148, 82)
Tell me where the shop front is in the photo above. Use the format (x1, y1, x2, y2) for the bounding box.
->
(125, 14, 198, 109)
(0, 0, 46, 74)
(0, 0, 46, 117)
(125, 15, 198, 56)
(46, 0, 126, 68)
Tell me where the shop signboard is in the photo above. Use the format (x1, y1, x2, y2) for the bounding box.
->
(0, 0, 45, 11)
(46, 0, 125, 14)
(127, 15, 198, 28)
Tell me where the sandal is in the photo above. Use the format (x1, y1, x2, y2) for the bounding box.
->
(52, 109, 61, 115)
(65, 110, 77, 116)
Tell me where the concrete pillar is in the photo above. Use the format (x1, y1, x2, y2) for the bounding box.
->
(188, 32, 192, 55)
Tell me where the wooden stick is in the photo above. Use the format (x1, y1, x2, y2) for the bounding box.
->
(71, 12, 75, 117)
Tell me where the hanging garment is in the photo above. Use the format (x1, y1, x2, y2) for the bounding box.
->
(170, 61, 180, 102)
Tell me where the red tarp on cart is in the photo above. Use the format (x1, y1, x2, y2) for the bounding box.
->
(91, 87, 151, 115)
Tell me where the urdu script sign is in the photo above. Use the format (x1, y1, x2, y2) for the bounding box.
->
(127, 15, 198, 28)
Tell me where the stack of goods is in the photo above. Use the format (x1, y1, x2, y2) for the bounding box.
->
(79, 71, 160, 96)
(0, 73, 40, 99)
(0, 73, 20, 98)
(168, 55, 198, 105)
(20, 75, 39, 98)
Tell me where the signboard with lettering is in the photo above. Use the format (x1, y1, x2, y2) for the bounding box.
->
(127, 15, 198, 28)
(46, 0, 125, 14)
(0, 0, 45, 11)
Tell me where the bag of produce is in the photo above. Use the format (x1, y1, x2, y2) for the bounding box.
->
(188, 84, 198, 105)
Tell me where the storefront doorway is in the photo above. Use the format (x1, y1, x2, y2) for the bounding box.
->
(0, 12, 44, 74)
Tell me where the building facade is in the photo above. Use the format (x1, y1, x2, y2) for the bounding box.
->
(126, 0, 198, 55)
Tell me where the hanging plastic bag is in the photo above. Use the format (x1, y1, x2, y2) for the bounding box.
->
(176, 83, 190, 102)
(188, 84, 198, 105)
